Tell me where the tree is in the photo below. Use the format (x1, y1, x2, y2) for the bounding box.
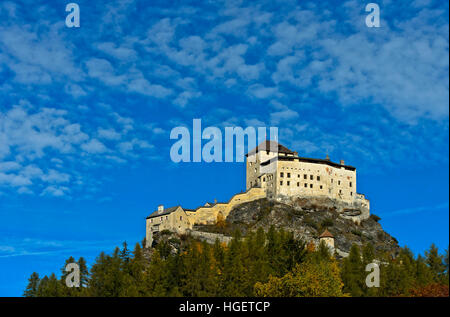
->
(415, 255, 434, 287)
(36, 275, 49, 297)
(36, 273, 61, 297)
(407, 283, 449, 297)
(425, 244, 446, 283)
(23, 272, 40, 297)
(255, 258, 345, 297)
(77, 257, 89, 289)
(216, 213, 227, 232)
(341, 244, 364, 296)
(145, 249, 171, 296)
(222, 229, 247, 296)
(444, 247, 449, 280)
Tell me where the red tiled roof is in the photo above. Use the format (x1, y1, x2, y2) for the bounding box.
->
(319, 229, 334, 239)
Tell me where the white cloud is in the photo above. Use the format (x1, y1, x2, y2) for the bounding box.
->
(98, 128, 121, 140)
(95, 41, 137, 61)
(81, 139, 108, 154)
(40, 185, 70, 197)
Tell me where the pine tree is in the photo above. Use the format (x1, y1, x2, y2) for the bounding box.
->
(415, 254, 434, 286)
(36, 273, 61, 297)
(145, 249, 170, 296)
(77, 257, 89, 288)
(341, 244, 364, 296)
(23, 272, 40, 297)
(222, 229, 246, 296)
(444, 247, 449, 281)
(128, 243, 146, 296)
(36, 275, 49, 297)
(425, 243, 445, 282)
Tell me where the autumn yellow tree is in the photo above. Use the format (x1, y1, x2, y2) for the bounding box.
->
(254, 257, 346, 297)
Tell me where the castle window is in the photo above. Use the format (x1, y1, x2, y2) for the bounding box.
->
(350, 192, 353, 196)
(349, 182, 352, 187)
(310, 175, 313, 180)
(339, 189, 342, 194)
(287, 173, 291, 178)
(263, 177, 266, 182)
(297, 182, 300, 187)
(304, 183, 308, 188)
(320, 185, 323, 189)
(298, 174, 300, 178)
(304, 174, 307, 179)
(287, 181, 290, 186)
(331, 179, 333, 183)
(180, 216, 183, 221)
(310, 184, 313, 188)
(280, 172, 284, 177)
(338, 180, 341, 185)
(317, 176, 320, 181)
(280, 181, 283, 185)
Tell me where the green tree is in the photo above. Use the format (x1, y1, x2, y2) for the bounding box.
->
(255, 258, 345, 297)
(341, 244, 364, 296)
(23, 272, 40, 297)
(36, 273, 61, 297)
(425, 244, 446, 282)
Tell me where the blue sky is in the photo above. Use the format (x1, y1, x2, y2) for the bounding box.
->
(0, 0, 448, 296)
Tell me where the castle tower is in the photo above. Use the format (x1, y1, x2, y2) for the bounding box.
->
(319, 229, 335, 249)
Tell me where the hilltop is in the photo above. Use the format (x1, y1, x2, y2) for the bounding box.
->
(150, 197, 400, 258)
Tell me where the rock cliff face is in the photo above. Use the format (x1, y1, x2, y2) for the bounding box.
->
(149, 197, 399, 258)
(224, 197, 399, 256)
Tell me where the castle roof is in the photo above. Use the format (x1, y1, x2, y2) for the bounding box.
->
(146, 206, 180, 219)
(319, 229, 334, 239)
(260, 155, 356, 171)
(246, 140, 295, 156)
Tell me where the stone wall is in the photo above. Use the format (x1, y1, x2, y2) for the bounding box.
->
(186, 229, 232, 244)
(146, 187, 266, 247)
(186, 187, 266, 225)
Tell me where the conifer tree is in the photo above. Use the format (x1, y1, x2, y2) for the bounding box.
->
(415, 254, 435, 287)
(444, 247, 449, 281)
(77, 257, 89, 289)
(36, 273, 61, 297)
(341, 244, 364, 296)
(425, 243, 446, 282)
(128, 243, 146, 296)
(23, 272, 40, 297)
(222, 229, 246, 296)
(36, 275, 49, 297)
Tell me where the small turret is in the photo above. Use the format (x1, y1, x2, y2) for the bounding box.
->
(319, 229, 335, 249)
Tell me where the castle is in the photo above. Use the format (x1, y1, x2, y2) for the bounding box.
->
(145, 141, 370, 247)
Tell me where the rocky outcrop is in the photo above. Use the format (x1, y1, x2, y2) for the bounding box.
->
(225, 197, 398, 256)
(147, 197, 399, 258)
